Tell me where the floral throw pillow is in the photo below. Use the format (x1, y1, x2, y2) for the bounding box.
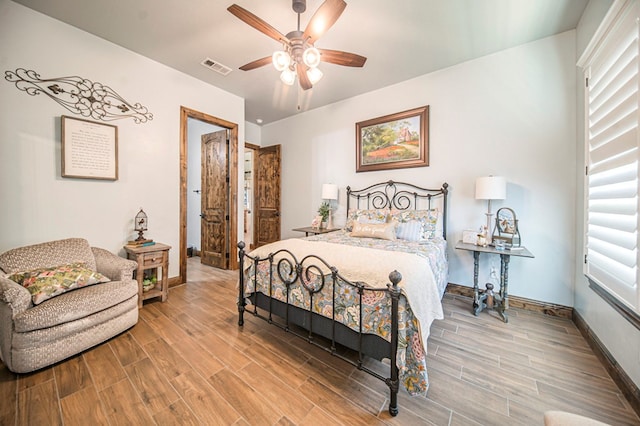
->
(391, 209, 439, 240)
(8, 262, 110, 305)
(344, 209, 389, 231)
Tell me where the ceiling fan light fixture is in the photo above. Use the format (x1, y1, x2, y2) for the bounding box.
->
(302, 47, 321, 68)
(229, 0, 365, 91)
(307, 67, 323, 84)
(280, 68, 296, 85)
(272, 50, 291, 71)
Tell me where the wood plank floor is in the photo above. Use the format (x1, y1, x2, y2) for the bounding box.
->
(1, 257, 639, 425)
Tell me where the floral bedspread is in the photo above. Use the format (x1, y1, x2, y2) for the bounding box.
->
(306, 230, 448, 298)
(243, 234, 448, 396)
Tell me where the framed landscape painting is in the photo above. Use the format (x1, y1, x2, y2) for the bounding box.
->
(356, 105, 429, 172)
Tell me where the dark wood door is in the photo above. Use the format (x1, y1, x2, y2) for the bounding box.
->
(255, 145, 281, 248)
(201, 130, 228, 268)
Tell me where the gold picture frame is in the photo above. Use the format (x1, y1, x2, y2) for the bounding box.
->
(356, 105, 429, 172)
(61, 115, 118, 180)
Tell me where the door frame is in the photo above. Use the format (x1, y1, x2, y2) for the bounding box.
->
(245, 142, 260, 250)
(179, 106, 239, 284)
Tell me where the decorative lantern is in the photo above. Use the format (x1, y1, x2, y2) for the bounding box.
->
(134, 208, 148, 241)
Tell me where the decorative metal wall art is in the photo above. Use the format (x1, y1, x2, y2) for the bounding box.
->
(4, 68, 153, 124)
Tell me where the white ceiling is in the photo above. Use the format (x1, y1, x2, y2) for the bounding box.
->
(13, 0, 589, 125)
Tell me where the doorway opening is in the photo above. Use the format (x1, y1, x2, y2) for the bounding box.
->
(179, 107, 238, 284)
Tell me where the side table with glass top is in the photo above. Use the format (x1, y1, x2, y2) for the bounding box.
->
(455, 241, 534, 322)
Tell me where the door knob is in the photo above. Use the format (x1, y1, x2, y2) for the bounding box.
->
(200, 213, 205, 218)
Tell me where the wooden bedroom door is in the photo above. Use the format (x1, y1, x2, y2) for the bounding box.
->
(255, 144, 281, 247)
(200, 129, 229, 269)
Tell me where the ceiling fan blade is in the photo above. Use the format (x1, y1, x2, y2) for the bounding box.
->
(239, 56, 273, 71)
(228, 4, 288, 43)
(297, 65, 312, 90)
(318, 49, 367, 67)
(302, 0, 347, 44)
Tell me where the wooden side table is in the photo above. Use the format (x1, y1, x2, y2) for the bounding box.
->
(124, 243, 171, 308)
(455, 241, 534, 322)
(292, 226, 340, 236)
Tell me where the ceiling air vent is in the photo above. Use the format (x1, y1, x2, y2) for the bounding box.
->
(201, 58, 232, 76)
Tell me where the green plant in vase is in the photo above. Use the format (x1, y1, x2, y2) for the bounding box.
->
(318, 202, 330, 228)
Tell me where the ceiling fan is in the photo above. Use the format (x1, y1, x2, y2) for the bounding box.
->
(227, 0, 367, 90)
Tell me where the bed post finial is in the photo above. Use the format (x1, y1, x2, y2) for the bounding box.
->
(389, 270, 402, 287)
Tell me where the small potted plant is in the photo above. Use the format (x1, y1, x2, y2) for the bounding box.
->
(317, 202, 330, 228)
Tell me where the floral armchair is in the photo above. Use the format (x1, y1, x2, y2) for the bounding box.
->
(0, 238, 139, 373)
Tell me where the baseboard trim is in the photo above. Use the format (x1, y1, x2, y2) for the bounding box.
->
(573, 310, 640, 418)
(445, 282, 640, 418)
(445, 283, 573, 319)
(168, 276, 183, 287)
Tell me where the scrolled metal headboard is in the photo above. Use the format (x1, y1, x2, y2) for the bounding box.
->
(346, 180, 449, 239)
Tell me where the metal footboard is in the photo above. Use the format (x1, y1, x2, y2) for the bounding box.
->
(237, 241, 402, 416)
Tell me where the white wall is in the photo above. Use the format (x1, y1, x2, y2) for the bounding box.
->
(0, 1, 245, 278)
(262, 31, 577, 307)
(574, 0, 640, 388)
(245, 121, 261, 146)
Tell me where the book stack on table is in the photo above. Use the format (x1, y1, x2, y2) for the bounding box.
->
(126, 239, 155, 248)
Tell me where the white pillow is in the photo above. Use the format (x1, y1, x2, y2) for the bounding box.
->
(396, 220, 424, 242)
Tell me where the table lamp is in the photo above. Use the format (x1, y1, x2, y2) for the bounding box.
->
(321, 183, 339, 229)
(475, 176, 506, 244)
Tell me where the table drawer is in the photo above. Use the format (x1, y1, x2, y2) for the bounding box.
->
(142, 251, 164, 267)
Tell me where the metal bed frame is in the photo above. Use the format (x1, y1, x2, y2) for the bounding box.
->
(237, 180, 448, 416)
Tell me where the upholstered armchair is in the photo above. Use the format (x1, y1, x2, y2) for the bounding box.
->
(0, 238, 139, 373)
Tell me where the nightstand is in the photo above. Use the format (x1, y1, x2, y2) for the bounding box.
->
(455, 241, 534, 322)
(124, 243, 171, 308)
(292, 226, 340, 236)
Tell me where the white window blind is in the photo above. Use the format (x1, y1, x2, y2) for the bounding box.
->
(584, 0, 640, 314)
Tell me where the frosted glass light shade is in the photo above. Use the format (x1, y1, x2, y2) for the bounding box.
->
(307, 67, 323, 84)
(321, 183, 338, 200)
(280, 68, 296, 85)
(303, 47, 321, 68)
(272, 51, 291, 71)
(475, 176, 506, 200)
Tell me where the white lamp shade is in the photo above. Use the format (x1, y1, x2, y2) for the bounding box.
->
(321, 183, 338, 200)
(475, 176, 506, 200)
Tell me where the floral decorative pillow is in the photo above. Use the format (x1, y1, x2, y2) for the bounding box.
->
(344, 209, 389, 231)
(350, 221, 397, 241)
(8, 262, 110, 305)
(391, 209, 439, 240)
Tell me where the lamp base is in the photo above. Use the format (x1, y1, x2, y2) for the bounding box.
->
(485, 199, 494, 245)
(484, 212, 493, 245)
